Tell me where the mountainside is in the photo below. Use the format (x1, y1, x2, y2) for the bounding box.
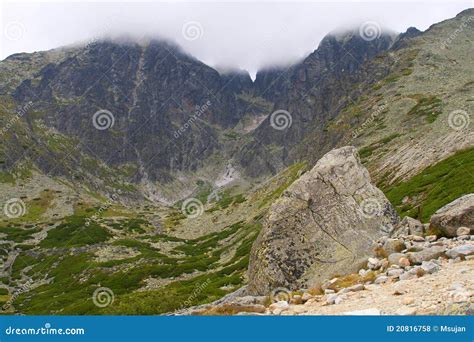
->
(0, 9, 472, 315)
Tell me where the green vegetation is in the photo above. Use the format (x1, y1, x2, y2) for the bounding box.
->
(406, 94, 442, 123)
(258, 162, 306, 208)
(383, 148, 474, 222)
(358, 133, 401, 160)
(0, 171, 15, 184)
(11, 209, 262, 315)
(40, 215, 111, 248)
(0, 225, 41, 243)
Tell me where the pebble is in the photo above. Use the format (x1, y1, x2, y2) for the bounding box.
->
(346, 284, 365, 292)
(269, 301, 289, 311)
(396, 307, 417, 315)
(374, 275, 389, 284)
(456, 227, 471, 237)
(326, 294, 339, 304)
(446, 244, 474, 259)
(387, 268, 404, 278)
(342, 308, 381, 315)
(421, 260, 440, 274)
(401, 297, 415, 305)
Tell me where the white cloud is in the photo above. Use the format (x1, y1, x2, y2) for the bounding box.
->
(1, 1, 471, 76)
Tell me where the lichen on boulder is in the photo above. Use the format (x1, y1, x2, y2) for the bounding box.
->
(248, 146, 399, 295)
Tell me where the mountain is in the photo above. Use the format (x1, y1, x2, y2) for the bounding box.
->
(0, 9, 472, 315)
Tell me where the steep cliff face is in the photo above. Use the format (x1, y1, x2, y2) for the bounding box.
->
(11, 39, 255, 183)
(237, 31, 396, 177)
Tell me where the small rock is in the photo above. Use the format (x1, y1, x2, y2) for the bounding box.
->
(342, 308, 381, 315)
(368, 257, 381, 270)
(401, 297, 415, 305)
(457, 227, 471, 236)
(290, 295, 303, 305)
(399, 272, 417, 281)
(421, 260, 440, 274)
(383, 239, 406, 255)
(429, 194, 474, 237)
(374, 275, 389, 284)
(446, 244, 474, 259)
(387, 268, 404, 278)
(410, 235, 425, 242)
(324, 289, 335, 295)
(399, 257, 411, 267)
(396, 307, 417, 315)
(425, 235, 437, 242)
(406, 246, 446, 264)
(358, 269, 369, 276)
(269, 301, 289, 311)
(321, 278, 338, 290)
(388, 253, 407, 266)
(301, 292, 313, 302)
(334, 296, 344, 305)
(326, 294, 339, 305)
(346, 284, 365, 292)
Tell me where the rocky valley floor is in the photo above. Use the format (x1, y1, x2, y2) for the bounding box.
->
(191, 233, 474, 316)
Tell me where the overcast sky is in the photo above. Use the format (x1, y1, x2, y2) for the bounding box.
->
(1, 1, 472, 77)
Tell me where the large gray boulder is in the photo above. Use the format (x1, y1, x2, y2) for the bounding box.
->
(429, 194, 474, 237)
(247, 146, 399, 295)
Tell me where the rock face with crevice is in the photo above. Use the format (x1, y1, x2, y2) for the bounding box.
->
(248, 146, 399, 295)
